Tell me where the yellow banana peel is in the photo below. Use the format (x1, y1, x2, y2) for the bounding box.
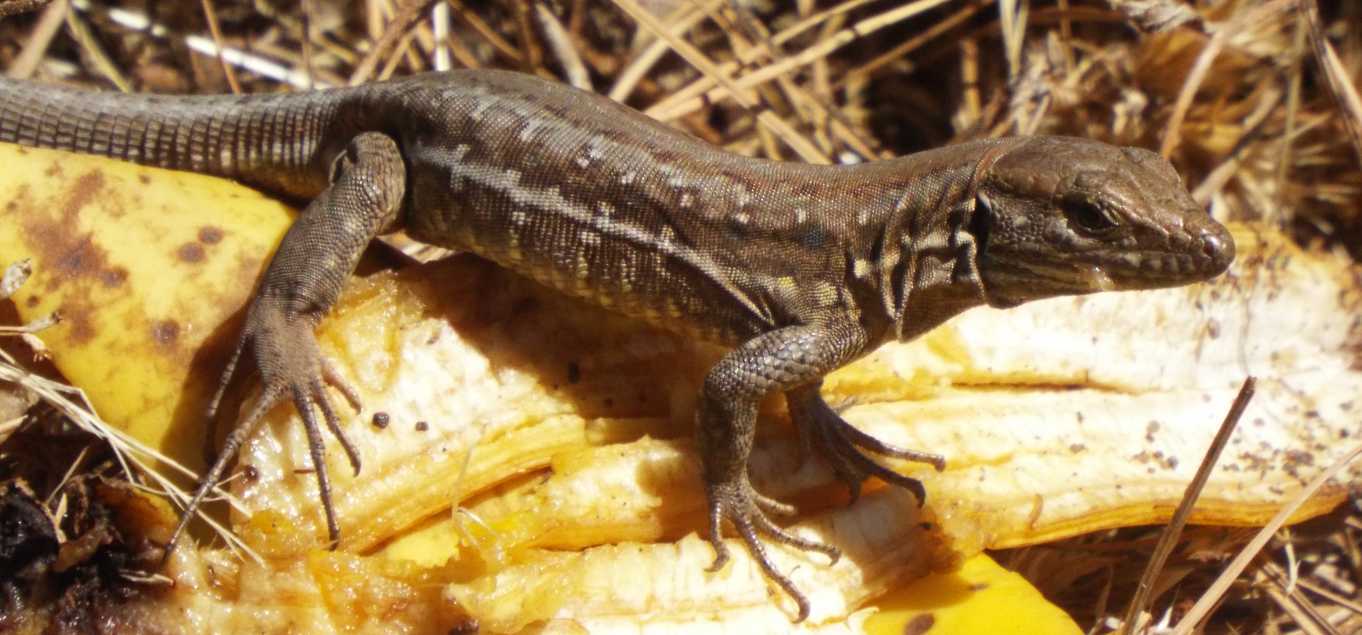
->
(4, 141, 1359, 632)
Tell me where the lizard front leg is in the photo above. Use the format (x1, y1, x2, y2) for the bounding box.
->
(164, 132, 406, 557)
(699, 318, 872, 622)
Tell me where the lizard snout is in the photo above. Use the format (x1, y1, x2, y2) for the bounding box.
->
(1197, 222, 1235, 276)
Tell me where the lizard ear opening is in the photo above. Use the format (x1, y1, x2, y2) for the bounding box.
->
(969, 192, 993, 255)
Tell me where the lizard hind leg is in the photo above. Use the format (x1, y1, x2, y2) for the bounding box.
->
(786, 383, 945, 507)
(163, 131, 406, 559)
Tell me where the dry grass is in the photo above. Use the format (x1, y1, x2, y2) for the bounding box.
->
(1, 0, 1360, 632)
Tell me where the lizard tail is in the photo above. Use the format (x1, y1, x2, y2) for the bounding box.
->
(0, 76, 345, 198)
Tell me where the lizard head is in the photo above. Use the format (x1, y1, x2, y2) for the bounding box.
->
(968, 136, 1234, 308)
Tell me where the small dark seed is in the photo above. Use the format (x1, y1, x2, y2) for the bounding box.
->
(415, 421, 429, 432)
(372, 411, 390, 429)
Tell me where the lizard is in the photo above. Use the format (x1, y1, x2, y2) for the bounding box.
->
(0, 69, 1234, 621)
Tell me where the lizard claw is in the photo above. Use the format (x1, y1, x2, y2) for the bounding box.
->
(168, 298, 363, 558)
(788, 386, 943, 506)
(706, 475, 839, 622)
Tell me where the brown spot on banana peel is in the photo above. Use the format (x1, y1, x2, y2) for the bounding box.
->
(151, 320, 181, 349)
(177, 242, 205, 263)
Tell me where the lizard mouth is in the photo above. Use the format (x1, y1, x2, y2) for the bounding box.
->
(1098, 221, 1235, 284)
(980, 254, 1196, 307)
(1079, 246, 1230, 287)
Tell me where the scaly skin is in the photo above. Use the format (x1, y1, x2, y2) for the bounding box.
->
(0, 69, 1234, 621)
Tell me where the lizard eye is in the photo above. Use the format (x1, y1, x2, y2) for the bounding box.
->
(1064, 199, 1120, 234)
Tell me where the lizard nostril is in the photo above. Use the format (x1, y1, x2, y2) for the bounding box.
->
(1202, 234, 1222, 258)
(1199, 226, 1235, 273)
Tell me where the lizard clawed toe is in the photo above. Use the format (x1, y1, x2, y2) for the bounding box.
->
(706, 475, 837, 622)
(168, 299, 364, 555)
(788, 384, 941, 506)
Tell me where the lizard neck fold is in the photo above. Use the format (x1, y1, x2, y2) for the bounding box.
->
(870, 138, 1022, 342)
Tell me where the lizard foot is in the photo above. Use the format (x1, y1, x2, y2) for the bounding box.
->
(788, 386, 944, 505)
(164, 301, 363, 559)
(706, 475, 839, 622)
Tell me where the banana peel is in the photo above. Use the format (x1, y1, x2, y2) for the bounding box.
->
(4, 140, 1361, 631)
(0, 143, 291, 468)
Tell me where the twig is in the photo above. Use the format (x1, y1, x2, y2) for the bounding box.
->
(1172, 435, 1362, 632)
(1104, 0, 1198, 32)
(0, 345, 260, 561)
(609, 0, 829, 164)
(349, 0, 435, 86)
(62, 5, 129, 92)
(1303, 0, 1362, 171)
(1191, 86, 1283, 206)
(533, 1, 590, 90)
(837, 0, 990, 91)
(1276, 9, 1307, 214)
(69, 0, 323, 88)
(7, 0, 66, 79)
(1120, 377, 1256, 634)
(448, 0, 521, 63)
(199, 0, 241, 93)
(606, 1, 713, 102)
(1160, 0, 1294, 158)
(299, 0, 316, 88)
(644, 0, 955, 122)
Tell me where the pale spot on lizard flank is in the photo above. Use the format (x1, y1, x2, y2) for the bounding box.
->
(517, 118, 541, 142)
(774, 276, 800, 296)
(586, 138, 606, 162)
(795, 208, 808, 223)
(853, 258, 873, 278)
(506, 219, 523, 259)
(575, 155, 590, 168)
(881, 248, 901, 270)
(812, 281, 840, 306)
(595, 201, 615, 218)
(575, 250, 591, 283)
(732, 212, 751, 226)
(679, 192, 694, 208)
(658, 226, 676, 248)
(620, 170, 637, 185)
(510, 210, 529, 226)
(468, 99, 494, 122)
(856, 209, 872, 225)
(734, 187, 751, 209)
